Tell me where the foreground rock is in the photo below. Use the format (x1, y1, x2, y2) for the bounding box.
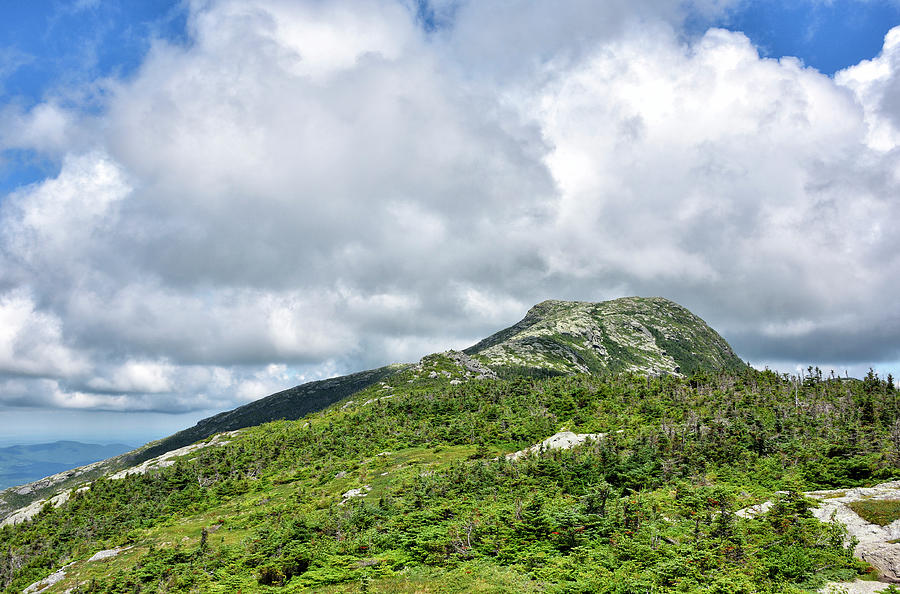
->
(820, 579, 897, 593)
(807, 482, 900, 582)
(741, 481, 900, 586)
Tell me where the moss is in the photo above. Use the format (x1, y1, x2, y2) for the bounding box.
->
(848, 499, 900, 526)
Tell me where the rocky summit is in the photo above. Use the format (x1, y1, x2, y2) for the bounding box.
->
(465, 297, 745, 376)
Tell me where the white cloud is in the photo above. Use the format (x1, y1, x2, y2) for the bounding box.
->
(86, 360, 175, 393)
(531, 26, 898, 343)
(0, 103, 75, 154)
(0, 291, 88, 377)
(2, 0, 900, 419)
(836, 25, 900, 151)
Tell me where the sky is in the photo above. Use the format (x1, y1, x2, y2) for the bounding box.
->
(1, 0, 900, 445)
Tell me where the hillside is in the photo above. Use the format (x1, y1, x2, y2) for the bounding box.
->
(0, 367, 404, 522)
(1, 296, 742, 522)
(2, 298, 897, 593)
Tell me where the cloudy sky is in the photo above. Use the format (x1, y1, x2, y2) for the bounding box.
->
(1, 0, 900, 445)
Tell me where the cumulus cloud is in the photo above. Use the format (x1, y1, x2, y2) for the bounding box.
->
(836, 26, 900, 150)
(0, 291, 88, 377)
(2, 0, 900, 420)
(531, 25, 900, 363)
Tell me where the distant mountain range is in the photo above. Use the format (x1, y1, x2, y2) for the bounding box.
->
(0, 441, 133, 490)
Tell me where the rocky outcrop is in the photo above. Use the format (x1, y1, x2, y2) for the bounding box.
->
(740, 481, 900, 586)
(22, 562, 73, 593)
(807, 482, 900, 583)
(87, 546, 131, 562)
(340, 485, 371, 505)
(820, 581, 898, 594)
(506, 430, 612, 461)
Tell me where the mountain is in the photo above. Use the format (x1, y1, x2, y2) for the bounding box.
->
(120, 296, 746, 458)
(12, 297, 894, 592)
(0, 297, 743, 523)
(0, 442, 133, 491)
(151, 297, 745, 456)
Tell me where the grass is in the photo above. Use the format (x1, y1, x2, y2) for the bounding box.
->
(848, 499, 900, 526)
(310, 561, 541, 593)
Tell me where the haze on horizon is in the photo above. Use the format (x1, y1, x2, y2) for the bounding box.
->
(1, 0, 900, 444)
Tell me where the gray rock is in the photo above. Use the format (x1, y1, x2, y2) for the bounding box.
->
(856, 542, 900, 582)
(741, 481, 900, 585)
(88, 546, 131, 562)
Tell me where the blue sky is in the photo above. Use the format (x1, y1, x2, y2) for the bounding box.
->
(2, 0, 900, 445)
(721, 0, 900, 74)
(0, 1, 188, 193)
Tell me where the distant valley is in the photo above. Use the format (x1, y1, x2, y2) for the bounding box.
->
(0, 441, 133, 490)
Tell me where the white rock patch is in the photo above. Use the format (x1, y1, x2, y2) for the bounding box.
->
(506, 430, 609, 461)
(108, 432, 239, 480)
(820, 579, 897, 593)
(340, 485, 371, 505)
(87, 546, 131, 562)
(22, 562, 74, 593)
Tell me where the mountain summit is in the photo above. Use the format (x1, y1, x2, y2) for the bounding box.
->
(150, 297, 744, 463)
(466, 297, 744, 376)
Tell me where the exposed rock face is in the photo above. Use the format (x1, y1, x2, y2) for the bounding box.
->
(87, 546, 131, 562)
(807, 482, 900, 583)
(821, 581, 897, 594)
(465, 297, 744, 377)
(857, 543, 900, 582)
(507, 430, 611, 461)
(22, 562, 73, 593)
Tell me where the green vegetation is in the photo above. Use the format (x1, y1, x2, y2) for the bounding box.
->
(2, 365, 897, 593)
(847, 499, 900, 526)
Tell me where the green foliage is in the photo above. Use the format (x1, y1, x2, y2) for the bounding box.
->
(1, 367, 897, 592)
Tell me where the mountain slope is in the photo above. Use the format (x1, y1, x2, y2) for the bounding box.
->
(3, 365, 896, 593)
(0, 297, 743, 523)
(135, 364, 406, 463)
(1, 298, 897, 592)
